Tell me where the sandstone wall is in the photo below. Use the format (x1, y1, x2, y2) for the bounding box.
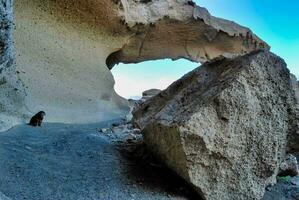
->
(0, 0, 268, 130)
(13, 0, 130, 125)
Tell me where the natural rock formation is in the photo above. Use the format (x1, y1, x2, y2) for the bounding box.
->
(0, 0, 269, 131)
(288, 74, 299, 152)
(278, 154, 299, 177)
(142, 89, 161, 100)
(126, 89, 161, 121)
(0, 0, 13, 66)
(133, 50, 298, 200)
(0, 0, 29, 131)
(108, 0, 269, 67)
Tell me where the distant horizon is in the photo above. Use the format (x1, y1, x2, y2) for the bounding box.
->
(112, 0, 298, 98)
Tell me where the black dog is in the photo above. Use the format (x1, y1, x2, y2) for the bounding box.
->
(28, 111, 46, 127)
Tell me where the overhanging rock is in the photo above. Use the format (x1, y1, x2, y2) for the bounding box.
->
(108, 0, 269, 68)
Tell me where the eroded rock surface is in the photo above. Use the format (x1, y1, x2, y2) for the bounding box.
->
(112, 0, 269, 66)
(0, 0, 29, 131)
(126, 88, 161, 121)
(0, 0, 269, 131)
(288, 74, 299, 152)
(142, 89, 161, 99)
(133, 50, 298, 200)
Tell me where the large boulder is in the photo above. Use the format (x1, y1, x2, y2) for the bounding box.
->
(133, 50, 298, 200)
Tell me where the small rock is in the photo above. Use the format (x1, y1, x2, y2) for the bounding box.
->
(279, 154, 299, 177)
(126, 133, 137, 143)
(112, 123, 120, 127)
(99, 128, 109, 133)
(25, 146, 32, 150)
(132, 128, 141, 134)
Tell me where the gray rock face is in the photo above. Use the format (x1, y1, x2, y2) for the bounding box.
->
(0, 0, 13, 66)
(140, 89, 162, 103)
(133, 50, 298, 200)
(288, 74, 299, 152)
(126, 89, 161, 122)
(142, 89, 162, 99)
(0, 0, 29, 131)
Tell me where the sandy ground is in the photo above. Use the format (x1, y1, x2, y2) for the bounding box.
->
(0, 120, 199, 200)
(0, 119, 297, 200)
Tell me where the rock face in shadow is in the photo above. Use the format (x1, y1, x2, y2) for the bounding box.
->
(278, 154, 299, 177)
(288, 74, 299, 153)
(0, 0, 13, 66)
(142, 89, 162, 100)
(0, 0, 29, 131)
(133, 50, 298, 200)
(0, 0, 268, 131)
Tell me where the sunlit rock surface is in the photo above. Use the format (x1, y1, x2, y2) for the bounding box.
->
(133, 50, 298, 200)
(1, 0, 268, 131)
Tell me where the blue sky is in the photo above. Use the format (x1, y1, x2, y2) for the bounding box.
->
(198, 0, 299, 76)
(112, 0, 299, 98)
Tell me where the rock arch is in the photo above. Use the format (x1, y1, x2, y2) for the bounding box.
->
(0, 0, 268, 131)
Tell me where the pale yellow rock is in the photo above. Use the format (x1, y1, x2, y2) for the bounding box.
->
(1, 0, 268, 131)
(133, 51, 298, 200)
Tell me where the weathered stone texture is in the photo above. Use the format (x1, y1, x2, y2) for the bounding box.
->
(1, 0, 267, 131)
(133, 50, 297, 200)
(0, 0, 29, 131)
(288, 74, 299, 152)
(0, 0, 13, 67)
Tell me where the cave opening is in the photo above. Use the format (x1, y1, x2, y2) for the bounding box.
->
(111, 58, 199, 100)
